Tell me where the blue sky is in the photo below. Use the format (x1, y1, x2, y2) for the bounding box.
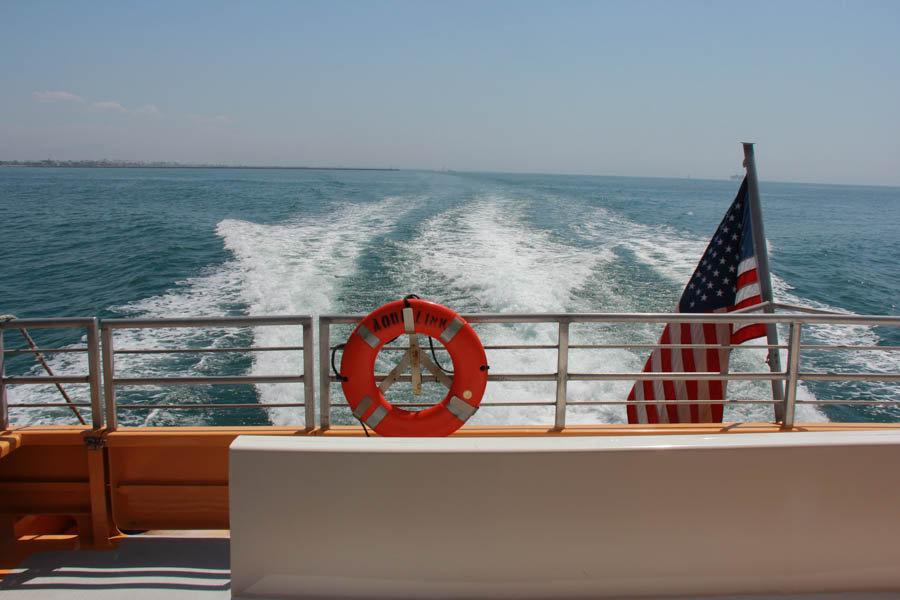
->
(2, 0, 898, 185)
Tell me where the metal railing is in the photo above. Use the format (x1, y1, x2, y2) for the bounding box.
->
(2, 307, 898, 430)
(1, 315, 313, 430)
(319, 307, 900, 430)
(0, 317, 103, 429)
(100, 316, 315, 429)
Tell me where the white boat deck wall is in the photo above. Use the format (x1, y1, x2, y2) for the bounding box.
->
(229, 432, 900, 599)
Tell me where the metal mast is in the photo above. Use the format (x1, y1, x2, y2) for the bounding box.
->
(742, 142, 785, 421)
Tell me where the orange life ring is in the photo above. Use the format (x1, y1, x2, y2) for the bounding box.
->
(340, 298, 488, 437)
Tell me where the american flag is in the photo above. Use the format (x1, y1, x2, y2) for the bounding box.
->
(626, 178, 766, 424)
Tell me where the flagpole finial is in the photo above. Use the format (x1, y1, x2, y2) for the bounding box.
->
(742, 143, 756, 167)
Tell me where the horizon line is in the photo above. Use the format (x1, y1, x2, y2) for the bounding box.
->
(2, 160, 897, 189)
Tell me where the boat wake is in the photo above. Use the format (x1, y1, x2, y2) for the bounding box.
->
(14, 185, 896, 426)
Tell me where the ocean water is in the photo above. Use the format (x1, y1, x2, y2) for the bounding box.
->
(1, 167, 898, 427)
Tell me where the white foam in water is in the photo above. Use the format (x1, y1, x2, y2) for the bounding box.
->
(18, 186, 889, 428)
(8, 196, 410, 427)
(770, 276, 897, 416)
(7, 265, 248, 426)
(577, 209, 707, 290)
(6, 365, 95, 427)
(578, 208, 830, 423)
(395, 195, 613, 313)
(390, 195, 636, 425)
(218, 196, 411, 425)
(390, 197, 833, 426)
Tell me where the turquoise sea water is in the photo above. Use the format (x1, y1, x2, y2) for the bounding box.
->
(1, 168, 898, 426)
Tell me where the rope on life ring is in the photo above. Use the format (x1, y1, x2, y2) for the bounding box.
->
(340, 298, 488, 437)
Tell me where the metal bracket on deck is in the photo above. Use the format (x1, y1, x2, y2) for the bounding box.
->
(84, 436, 106, 450)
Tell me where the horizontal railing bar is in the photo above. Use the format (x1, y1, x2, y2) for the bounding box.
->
(333, 343, 785, 353)
(567, 399, 777, 406)
(474, 313, 900, 325)
(117, 403, 306, 409)
(21, 397, 869, 412)
(323, 315, 379, 325)
(326, 372, 785, 384)
(346, 374, 560, 383)
(797, 373, 900, 382)
(482, 373, 560, 382)
(114, 346, 303, 354)
(569, 371, 784, 382)
(567, 343, 785, 351)
(796, 400, 900, 406)
(799, 345, 900, 352)
(347, 344, 549, 352)
(350, 373, 561, 383)
(339, 345, 439, 353)
(485, 345, 556, 350)
(329, 400, 778, 408)
(3, 340, 790, 356)
(101, 315, 312, 329)
(321, 312, 900, 327)
(0, 317, 96, 329)
(470, 401, 557, 407)
(113, 375, 304, 385)
(335, 370, 895, 384)
(3, 376, 90, 384)
(329, 402, 558, 408)
(369, 343, 787, 352)
(771, 303, 847, 316)
(3, 347, 87, 355)
(375, 344, 556, 351)
(8, 403, 93, 408)
(728, 301, 773, 314)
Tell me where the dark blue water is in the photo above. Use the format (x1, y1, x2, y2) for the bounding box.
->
(1, 168, 897, 426)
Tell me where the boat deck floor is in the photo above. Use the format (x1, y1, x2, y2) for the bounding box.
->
(1, 533, 898, 600)
(0, 534, 230, 599)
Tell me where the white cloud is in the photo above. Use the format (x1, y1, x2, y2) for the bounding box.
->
(91, 100, 128, 112)
(133, 104, 162, 117)
(33, 90, 85, 103)
(34, 90, 161, 118)
(92, 101, 162, 117)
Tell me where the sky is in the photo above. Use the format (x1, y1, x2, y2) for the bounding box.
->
(1, 0, 899, 185)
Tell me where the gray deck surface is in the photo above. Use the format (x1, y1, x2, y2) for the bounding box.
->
(2, 535, 900, 599)
(0, 535, 230, 599)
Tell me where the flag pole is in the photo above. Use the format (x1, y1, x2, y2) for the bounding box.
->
(742, 142, 785, 422)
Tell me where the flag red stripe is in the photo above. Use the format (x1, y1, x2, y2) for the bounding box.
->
(659, 328, 678, 422)
(681, 323, 699, 421)
(732, 322, 766, 344)
(626, 177, 768, 424)
(736, 269, 758, 289)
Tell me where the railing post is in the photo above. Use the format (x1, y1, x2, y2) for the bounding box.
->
(101, 324, 118, 430)
(782, 321, 802, 429)
(318, 318, 331, 430)
(86, 319, 105, 429)
(555, 320, 569, 430)
(0, 326, 7, 431)
(302, 320, 315, 430)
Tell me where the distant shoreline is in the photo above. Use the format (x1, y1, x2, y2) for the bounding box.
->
(0, 160, 399, 171)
